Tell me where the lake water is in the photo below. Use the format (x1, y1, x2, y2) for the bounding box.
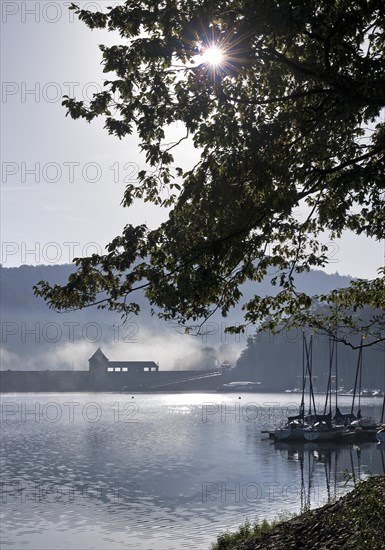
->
(1, 393, 384, 550)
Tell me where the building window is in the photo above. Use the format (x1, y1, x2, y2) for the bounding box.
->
(107, 368, 113, 372)
(114, 367, 121, 372)
(122, 368, 128, 372)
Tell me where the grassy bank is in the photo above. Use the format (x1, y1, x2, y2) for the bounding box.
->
(211, 475, 385, 550)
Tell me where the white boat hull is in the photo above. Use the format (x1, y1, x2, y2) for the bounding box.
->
(303, 427, 346, 442)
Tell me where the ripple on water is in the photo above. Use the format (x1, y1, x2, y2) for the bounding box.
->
(1, 393, 384, 549)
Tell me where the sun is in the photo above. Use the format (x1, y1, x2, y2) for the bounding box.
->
(201, 44, 225, 67)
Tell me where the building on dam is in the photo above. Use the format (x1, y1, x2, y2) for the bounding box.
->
(0, 348, 229, 392)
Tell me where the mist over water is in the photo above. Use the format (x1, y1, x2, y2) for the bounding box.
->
(1, 263, 363, 377)
(0, 315, 243, 373)
(1, 393, 384, 550)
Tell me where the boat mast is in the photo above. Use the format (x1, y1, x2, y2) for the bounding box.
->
(381, 349, 385, 424)
(300, 331, 306, 415)
(335, 331, 338, 411)
(358, 343, 363, 414)
(324, 337, 334, 416)
(307, 335, 312, 415)
(350, 343, 362, 417)
(306, 335, 316, 416)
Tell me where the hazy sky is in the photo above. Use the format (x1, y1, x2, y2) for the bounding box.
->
(1, 1, 384, 278)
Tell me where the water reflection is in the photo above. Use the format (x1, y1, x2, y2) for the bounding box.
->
(1, 393, 384, 549)
(273, 440, 385, 513)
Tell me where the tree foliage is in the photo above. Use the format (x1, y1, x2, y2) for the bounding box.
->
(34, 0, 385, 346)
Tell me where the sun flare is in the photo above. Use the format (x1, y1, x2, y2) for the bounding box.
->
(201, 45, 225, 67)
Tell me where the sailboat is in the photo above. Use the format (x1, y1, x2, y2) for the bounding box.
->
(347, 344, 380, 439)
(303, 337, 348, 442)
(273, 333, 313, 441)
(274, 334, 331, 442)
(377, 388, 385, 443)
(270, 335, 381, 444)
(304, 340, 381, 442)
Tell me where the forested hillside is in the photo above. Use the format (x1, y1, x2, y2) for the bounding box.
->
(2, 265, 383, 390)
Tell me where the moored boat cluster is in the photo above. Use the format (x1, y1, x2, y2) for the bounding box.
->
(265, 335, 385, 445)
(271, 410, 381, 443)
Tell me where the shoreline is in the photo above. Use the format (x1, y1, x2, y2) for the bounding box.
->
(212, 475, 385, 550)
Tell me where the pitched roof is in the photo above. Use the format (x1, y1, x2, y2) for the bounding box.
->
(88, 347, 109, 362)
